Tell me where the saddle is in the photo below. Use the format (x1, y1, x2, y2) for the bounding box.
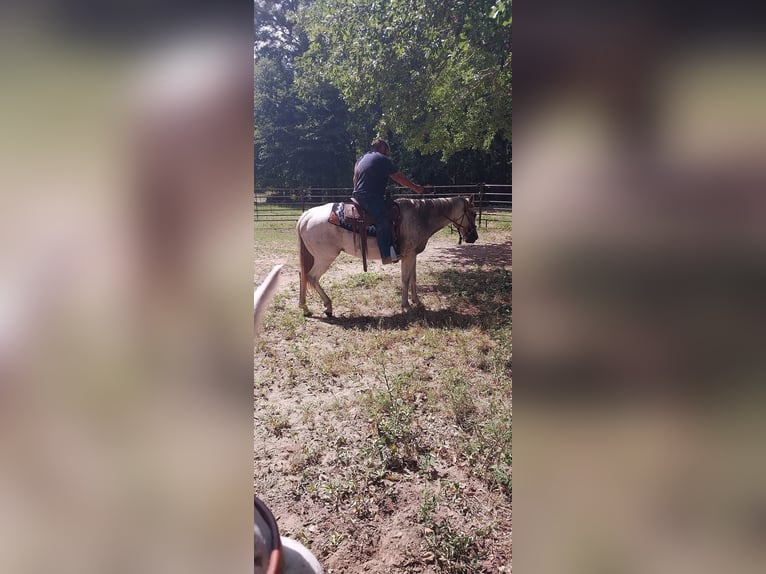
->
(327, 196, 401, 272)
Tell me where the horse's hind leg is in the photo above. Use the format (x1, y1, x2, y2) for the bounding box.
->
(308, 256, 336, 316)
(299, 267, 310, 315)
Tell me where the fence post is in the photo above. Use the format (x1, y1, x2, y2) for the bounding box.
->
(477, 183, 486, 228)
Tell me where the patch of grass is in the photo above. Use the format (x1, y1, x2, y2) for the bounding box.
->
(462, 405, 512, 498)
(417, 486, 490, 572)
(263, 298, 305, 340)
(328, 531, 346, 550)
(418, 492, 438, 524)
(434, 268, 512, 326)
(363, 368, 423, 472)
(440, 368, 478, 431)
(266, 409, 290, 437)
(344, 272, 386, 289)
(315, 347, 354, 378)
(489, 463, 512, 498)
(424, 521, 483, 573)
(253, 224, 297, 251)
(488, 325, 513, 383)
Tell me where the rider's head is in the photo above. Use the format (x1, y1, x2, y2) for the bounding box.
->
(371, 138, 389, 155)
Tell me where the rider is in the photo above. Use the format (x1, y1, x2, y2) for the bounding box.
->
(352, 138, 426, 264)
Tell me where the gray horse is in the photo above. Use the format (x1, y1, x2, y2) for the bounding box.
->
(297, 196, 478, 316)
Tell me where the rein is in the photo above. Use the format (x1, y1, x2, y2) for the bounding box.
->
(444, 199, 472, 245)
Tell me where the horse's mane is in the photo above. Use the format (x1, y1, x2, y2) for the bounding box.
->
(398, 196, 461, 217)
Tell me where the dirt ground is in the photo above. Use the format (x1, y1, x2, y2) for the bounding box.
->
(255, 232, 511, 573)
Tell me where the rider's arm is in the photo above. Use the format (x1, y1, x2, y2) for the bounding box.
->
(390, 171, 425, 194)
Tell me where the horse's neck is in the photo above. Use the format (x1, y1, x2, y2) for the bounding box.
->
(426, 198, 460, 234)
(401, 198, 461, 238)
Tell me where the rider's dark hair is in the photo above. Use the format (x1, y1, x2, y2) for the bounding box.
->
(371, 138, 389, 154)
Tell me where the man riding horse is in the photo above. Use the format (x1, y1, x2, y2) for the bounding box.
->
(351, 139, 426, 264)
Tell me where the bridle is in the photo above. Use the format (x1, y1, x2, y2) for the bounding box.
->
(445, 198, 475, 245)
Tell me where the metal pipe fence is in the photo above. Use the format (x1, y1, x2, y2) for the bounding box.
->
(254, 184, 511, 228)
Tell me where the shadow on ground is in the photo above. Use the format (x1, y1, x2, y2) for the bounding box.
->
(316, 307, 481, 331)
(313, 266, 511, 331)
(424, 239, 512, 268)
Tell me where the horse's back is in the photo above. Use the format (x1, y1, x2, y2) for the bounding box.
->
(297, 202, 334, 232)
(297, 203, 343, 253)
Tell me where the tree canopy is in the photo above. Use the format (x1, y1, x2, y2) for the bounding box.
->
(254, 0, 511, 187)
(298, 0, 511, 158)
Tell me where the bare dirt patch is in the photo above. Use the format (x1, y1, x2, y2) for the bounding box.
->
(255, 229, 511, 573)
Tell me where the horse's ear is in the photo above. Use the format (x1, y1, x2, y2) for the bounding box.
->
(467, 195, 474, 205)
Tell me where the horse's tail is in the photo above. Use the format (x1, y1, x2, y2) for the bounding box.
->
(298, 227, 314, 308)
(254, 264, 283, 336)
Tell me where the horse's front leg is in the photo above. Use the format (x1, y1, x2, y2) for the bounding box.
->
(400, 255, 416, 310)
(409, 257, 422, 307)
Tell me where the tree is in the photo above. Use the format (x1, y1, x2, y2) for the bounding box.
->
(254, 0, 307, 59)
(255, 1, 355, 187)
(254, 56, 355, 187)
(254, 56, 301, 186)
(298, 0, 511, 159)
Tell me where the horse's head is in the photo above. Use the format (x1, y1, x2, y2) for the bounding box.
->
(457, 196, 479, 244)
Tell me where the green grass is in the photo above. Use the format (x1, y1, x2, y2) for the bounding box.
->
(344, 272, 386, 289)
(253, 224, 296, 251)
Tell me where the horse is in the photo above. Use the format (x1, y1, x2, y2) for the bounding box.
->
(297, 196, 478, 316)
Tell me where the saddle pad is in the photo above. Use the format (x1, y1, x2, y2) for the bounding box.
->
(328, 202, 377, 236)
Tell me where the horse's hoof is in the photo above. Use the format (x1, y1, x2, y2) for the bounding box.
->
(324, 310, 333, 317)
(301, 308, 313, 317)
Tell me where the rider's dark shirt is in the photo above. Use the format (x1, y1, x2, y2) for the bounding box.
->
(352, 152, 396, 197)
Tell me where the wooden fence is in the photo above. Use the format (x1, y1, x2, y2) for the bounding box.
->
(254, 184, 511, 228)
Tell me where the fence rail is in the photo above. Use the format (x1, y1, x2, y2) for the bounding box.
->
(254, 184, 511, 227)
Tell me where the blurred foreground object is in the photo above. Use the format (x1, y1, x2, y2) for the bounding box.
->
(0, 5, 253, 573)
(254, 265, 283, 337)
(516, 2, 766, 573)
(254, 497, 324, 574)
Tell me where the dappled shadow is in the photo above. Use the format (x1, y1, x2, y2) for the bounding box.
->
(427, 266, 512, 325)
(310, 266, 511, 331)
(423, 239, 512, 268)
(315, 307, 486, 331)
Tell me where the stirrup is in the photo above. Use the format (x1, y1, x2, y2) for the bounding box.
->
(389, 246, 400, 263)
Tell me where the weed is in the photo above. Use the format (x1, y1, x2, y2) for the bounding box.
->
(418, 492, 438, 524)
(328, 531, 346, 549)
(364, 368, 422, 471)
(418, 452, 438, 477)
(462, 407, 512, 497)
(489, 463, 512, 497)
